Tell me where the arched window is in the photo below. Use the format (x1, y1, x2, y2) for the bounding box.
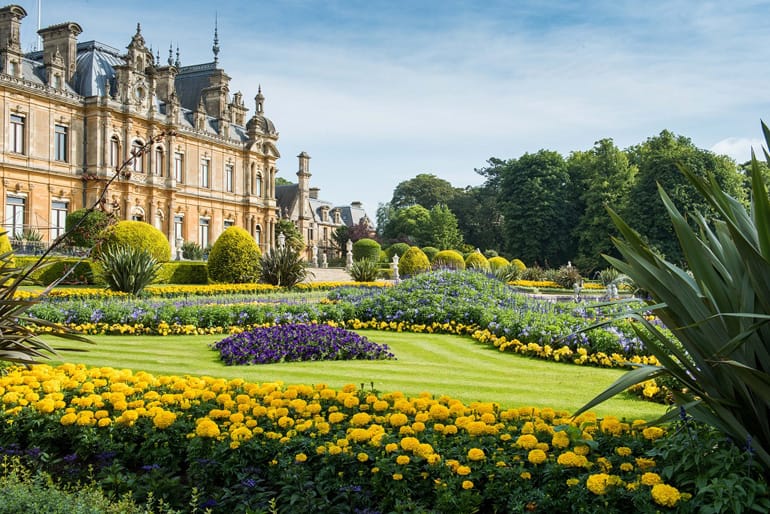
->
(131, 205, 145, 221)
(255, 225, 262, 246)
(131, 140, 144, 172)
(109, 136, 121, 168)
(256, 173, 262, 197)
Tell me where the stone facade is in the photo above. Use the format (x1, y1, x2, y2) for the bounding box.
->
(0, 5, 278, 254)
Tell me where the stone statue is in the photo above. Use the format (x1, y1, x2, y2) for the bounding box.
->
(311, 244, 318, 267)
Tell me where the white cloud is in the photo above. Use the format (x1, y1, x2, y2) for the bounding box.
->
(710, 137, 766, 164)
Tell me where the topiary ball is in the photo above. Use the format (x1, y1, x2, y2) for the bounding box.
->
(398, 246, 431, 277)
(488, 256, 510, 271)
(353, 238, 381, 262)
(207, 226, 261, 284)
(465, 251, 490, 271)
(0, 231, 14, 267)
(385, 242, 410, 261)
(98, 220, 171, 262)
(511, 258, 527, 271)
(432, 249, 465, 270)
(421, 246, 440, 262)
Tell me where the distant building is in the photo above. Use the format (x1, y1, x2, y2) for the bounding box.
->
(0, 5, 278, 254)
(276, 151, 373, 260)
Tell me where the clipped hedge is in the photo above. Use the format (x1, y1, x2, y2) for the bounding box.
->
(398, 246, 431, 277)
(432, 249, 465, 270)
(465, 251, 490, 271)
(15, 256, 100, 286)
(99, 221, 171, 262)
(385, 242, 410, 261)
(511, 258, 527, 270)
(157, 262, 209, 284)
(352, 238, 381, 261)
(488, 256, 510, 271)
(421, 246, 439, 262)
(207, 226, 261, 284)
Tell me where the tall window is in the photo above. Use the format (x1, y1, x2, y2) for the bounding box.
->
(54, 124, 68, 162)
(51, 200, 68, 240)
(154, 147, 164, 176)
(224, 219, 234, 229)
(174, 152, 184, 182)
(199, 218, 210, 248)
(255, 225, 261, 245)
(131, 140, 144, 172)
(4, 195, 25, 238)
(174, 215, 184, 243)
(10, 114, 24, 154)
(200, 159, 210, 188)
(256, 173, 262, 197)
(225, 164, 234, 192)
(110, 137, 120, 168)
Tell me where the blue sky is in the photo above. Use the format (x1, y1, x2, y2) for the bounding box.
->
(16, 1, 770, 218)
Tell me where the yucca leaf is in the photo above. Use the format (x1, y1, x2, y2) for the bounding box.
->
(572, 364, 668, 419)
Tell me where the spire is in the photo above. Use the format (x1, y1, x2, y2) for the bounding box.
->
(256, 85, 264, 114)
(212, 13, 220, 65)
(155, 48, 160, 66)
(167, 44, 174, 66)
(175, 45, 181, 67)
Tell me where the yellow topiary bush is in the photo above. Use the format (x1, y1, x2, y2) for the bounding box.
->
(488, 256, 510, 271)
(465, 251, 490, 271)
(98, 220, 171, 262)
(207, 226, 261, 284)
(0, 231, 14, 267)
(398, 246, 431, 277)
(511, 258, 527, 271)
(432, 250, 465, 270)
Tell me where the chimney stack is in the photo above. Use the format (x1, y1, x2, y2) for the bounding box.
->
(38, 22, 83, 83)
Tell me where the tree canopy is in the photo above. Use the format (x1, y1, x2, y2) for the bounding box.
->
(390, 173, 459, 210)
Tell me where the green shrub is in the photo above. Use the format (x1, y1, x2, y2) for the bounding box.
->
(432, 250, 465, 270)
(259, 245, 312, 287)
(38, 258, 99, 285)
(98, 220, 171, 262)
(483, 249, 498, 258)
(553, 265, 583, 289)
(494, 263, 523, 282)
(521, 264, 545, 281)
(207, 226, 261, 284)
(488, 256, 510, 271)
(511, 258, 526, 271)
(464, 251, 490, 271)
(64, 208, 112, 248)
(97, 245, 161, 295)
(181, 240, 204, 260)
(352, 238, 381, 262)
(385, 242, 410, 261)
(348, 258, 380, 282)
(398, 246, 431, 277)
(421, 246, 439, 262)
(157, 262, 209, 284)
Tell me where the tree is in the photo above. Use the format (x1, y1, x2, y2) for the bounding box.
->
(348, 218, 373, 242)
(568, 139, 636, 273)
(624, 130, 745, 263)
(275, 176, 293, 186)
(381, 204, 431, 245)
(332, 225, 350, 257)
(390, 173, 459, 210)
(424, 204, 463, 250)
(448, 185, 505, 254)
(375, 202, 393, 239)
(497, 150, 577, 266)
(275, 219, 305, 252)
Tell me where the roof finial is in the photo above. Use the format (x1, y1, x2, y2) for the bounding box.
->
(136, 22, 141, 35)
(168, 44, 174, 66)
(175, 45, 181, 68)
(212, 13, 220, 65)
(256, 84, 264, 114)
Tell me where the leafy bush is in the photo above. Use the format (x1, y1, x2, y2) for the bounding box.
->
(578, 130, 770, 474)
(483, 249, 498, 258)
(0, 231, 15, 267)
(98, 220, 171, 262)
(521, 264, 545, 281)
(398, 246, 431, 276)
(259, 245, 312, 287)
(421, 246, 439, 262)
(97, 245, 161, 295)
(385, 242, 410, 261)
(494, 263, 523, 282)
(553, 265, 583, 289)
(465, 251, 490, 271)
(511, 258, 526, 271)
(36, 258, 99, 285)
(488, 256, 510, 271)
(207, 227, 261, 284)
(352, 238, 381, 261)
(64, 208, 111, 248)
(157, 262, 209, 284)
(181, 240, 204, 260)
(348, 258, 380, 282)
(432, 249, 465, 270)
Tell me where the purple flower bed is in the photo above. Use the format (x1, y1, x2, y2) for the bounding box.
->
(212, 323, 396, 365)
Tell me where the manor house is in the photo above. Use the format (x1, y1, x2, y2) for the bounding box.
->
(0, 4, 369, 256)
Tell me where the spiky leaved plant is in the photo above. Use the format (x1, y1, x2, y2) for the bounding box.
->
(259, 245, 313, 287)
(97, 245, 161, 295)
(575, 122, 770, 474)
(348, 258, 380, 282)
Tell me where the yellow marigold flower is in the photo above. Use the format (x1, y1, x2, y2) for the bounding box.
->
(615, 446, 632, 457)
(428, 404, 450, 420)
(97, 417, 111, 428)
(400, 436, 420, 452)
(328, 445, 342, 455)
(620, 462, 634, 472)
(557, 451, 588, 468)
(462, 480, 474, 490)
(467, 448, 486, 461)
(328, 412, 346, 424)
(60, 412, 77, 426)
(389, 413, 408, 427)
(574, 444, 591, 456)
(566, 478, 580, 487)
(456, 465, 471, 476)
(357, 452, 369, 462)
(642, 426, 665, 441)
(443, 424, 458, 435)
(515, 434, 539, 449)
(520, 471, 532, 480)
(350, 412, 372, 426)
(373, 400, 390, 412)
(152, 410, 176, 430)
(385, 443, 399, 453)
(316, 446, 326, 455)
(586, 473, 611, 495)
(635, 457, 656, 471)
(295, 453, 308, 463)
(641, 472, 662, 486)
(651, 483, 681, 507)
(195, 418, 221, 438)
(551, 431, 571, 449)
(396, 455, 411, 465)
(411, 421, 426, 433)
(528, 449, 547, 465)
(392, 473, 403, 481)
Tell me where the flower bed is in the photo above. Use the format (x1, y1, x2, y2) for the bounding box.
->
(212, 323, 395, 364)
(3, 363, 751, 513)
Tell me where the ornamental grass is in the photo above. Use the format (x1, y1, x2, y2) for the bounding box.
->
(4, 364, 765, 513)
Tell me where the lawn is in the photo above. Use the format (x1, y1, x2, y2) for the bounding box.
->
(46, 330, 666, 420)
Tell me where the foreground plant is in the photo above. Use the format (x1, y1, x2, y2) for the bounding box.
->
(259, 245, 313, 287)
(577, 122, 770, 475)
(97, 245, 161, 295)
